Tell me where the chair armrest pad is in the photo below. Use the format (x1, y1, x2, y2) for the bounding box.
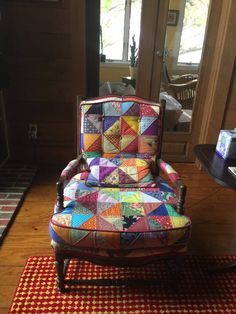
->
(59, 156, 88, 185)
(157, 159, 186, 213)
(56, 156, 88, 212)
(157, 159, 181, 185)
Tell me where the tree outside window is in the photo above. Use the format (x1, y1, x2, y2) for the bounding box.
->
(177, 0, 209, 65)
(100, 0, 142, 63)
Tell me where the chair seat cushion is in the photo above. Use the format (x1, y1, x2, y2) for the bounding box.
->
(49, 172, 191, 251)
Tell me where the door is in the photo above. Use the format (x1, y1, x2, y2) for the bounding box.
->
(137, 0, 210, 162)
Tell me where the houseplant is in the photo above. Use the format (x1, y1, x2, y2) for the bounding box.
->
(129, 35, 138, 79)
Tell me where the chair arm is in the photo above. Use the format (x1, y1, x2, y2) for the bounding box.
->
(56, 156, 88, 212)
(157, 159, 187, 214)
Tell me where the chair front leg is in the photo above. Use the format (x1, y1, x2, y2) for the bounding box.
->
(55, 254, 65, 292)
(176, 182, 187, 214)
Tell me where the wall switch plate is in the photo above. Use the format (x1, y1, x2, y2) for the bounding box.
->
(28, 123, 38, 140)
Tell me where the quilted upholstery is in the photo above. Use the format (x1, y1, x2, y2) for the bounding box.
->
(50, 172, 191, 251)
(49, 95, 191, 276)
(80, 96, 164, 158)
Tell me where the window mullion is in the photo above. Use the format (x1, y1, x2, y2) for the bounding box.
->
(123, 0, 131, 62)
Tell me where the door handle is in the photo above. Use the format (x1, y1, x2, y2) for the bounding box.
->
(156, 50, 163, 57)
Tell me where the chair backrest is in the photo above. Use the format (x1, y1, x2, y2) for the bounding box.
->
(161, 62, 198, 109)
(171, 79, 198, 110)
(78, 95, 165, 160)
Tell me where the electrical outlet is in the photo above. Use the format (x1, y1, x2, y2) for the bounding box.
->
(28, 123, 38, 140)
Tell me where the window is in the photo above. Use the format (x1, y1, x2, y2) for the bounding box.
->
(100, 0, 142, 63)
(177, 0, 209, 65)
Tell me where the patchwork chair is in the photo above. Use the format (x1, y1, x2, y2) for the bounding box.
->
(49, 95, 191, 292)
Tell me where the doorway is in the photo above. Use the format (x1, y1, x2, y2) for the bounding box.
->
(137, 0, 210, 161)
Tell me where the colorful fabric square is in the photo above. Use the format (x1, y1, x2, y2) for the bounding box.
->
(50, 172, 191, 251)
(139, 136, 158, 154)
(103, 101, 121, 116)
(86, 157, 156, 188)
(80, 97, 163, 157)
(83, 134, 102, 152)
(84, 114, 102, 134)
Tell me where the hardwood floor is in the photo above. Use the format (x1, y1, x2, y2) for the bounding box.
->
(0, 163, 235, 313)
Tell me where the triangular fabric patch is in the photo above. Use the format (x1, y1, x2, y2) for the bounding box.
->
(103, 217, 123, 230)
(99, 166, 117, 181)
(124, 102, 140, 116)
(103, 137, 119, 153)
(104, 135, 120, 150)
(86, 103, 102, 114)
(121, 136, 138, 152)
(103, 168, 119, 185)
(122, 116, 139, 134)
(140, 104, 158, 116)
(98, 191, 119, 204)
(70, 229, 91, 245)
(104, 120, 120, 135)
(148, 204, 168, 216)
(73, 203, 95, 215)
(170, 216, 190, 228)
(121, 101, 134, 114)
(118, 167, 137, 184)
(80, 215, 97, 230)
(87, 115, 102, 131)
(89, 135, 102, 152)
(84, 134, 102, 152)
(77, 191, 99, 204)
(71, 213, 94, 228)
(82, 104, 92, 114)
(142, 120, 159, 136)
(103, 116, 119, 132)
(141, 191, 162, 203)
(147, 217, 164, 231)
(100, 203, 121, 217)
(121, 118, 138, 135)
(126, 217, 147, 232)
(96, 216, 118, 232)
(143, 203, 162, 215)
(84, 118, 99, 134)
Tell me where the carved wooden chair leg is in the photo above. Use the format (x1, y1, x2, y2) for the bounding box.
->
(55, 255, 65, 292)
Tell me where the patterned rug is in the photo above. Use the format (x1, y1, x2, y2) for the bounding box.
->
(9, 255, 236, 314)
(0, 163, 37, 244)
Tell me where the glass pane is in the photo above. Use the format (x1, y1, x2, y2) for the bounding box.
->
(128, 0, 142, 60)
(161, 0, 209, 133)
(178, 0, 209, 64)
(100, 0, 126, 61)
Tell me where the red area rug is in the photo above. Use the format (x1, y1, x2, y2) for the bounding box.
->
(0, 163, 37, 244)
(9, 255, 236, 314)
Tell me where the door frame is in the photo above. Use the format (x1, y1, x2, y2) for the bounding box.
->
(137, 0, 234, 162)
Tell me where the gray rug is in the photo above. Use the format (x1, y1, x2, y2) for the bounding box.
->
(0, 163, 37, 244)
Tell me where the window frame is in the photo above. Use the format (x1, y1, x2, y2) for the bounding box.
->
(100, 0, 135, 65)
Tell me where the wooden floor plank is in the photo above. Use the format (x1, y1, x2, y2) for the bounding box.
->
(0, 163, 235, 312)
